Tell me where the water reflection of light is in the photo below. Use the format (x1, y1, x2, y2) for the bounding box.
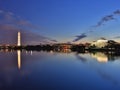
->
(30, 51, 33, 55)
(17, 50, 21, 69)
(26, 51, 28, 54)
(0, 49, 9, 52)
(50, 50, 53, 54)
(91, 52, 108, 63)
(57, 49, 71, 53)
(62, 49, 71, 53)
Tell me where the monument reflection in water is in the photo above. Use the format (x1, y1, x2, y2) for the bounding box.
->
(0, 49, 120, 90)
(17, 50, 21, 69)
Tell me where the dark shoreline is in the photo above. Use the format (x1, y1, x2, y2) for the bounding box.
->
(1, 45, 120, 53)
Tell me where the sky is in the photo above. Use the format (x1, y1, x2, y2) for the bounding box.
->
(0, 0, 120, 44)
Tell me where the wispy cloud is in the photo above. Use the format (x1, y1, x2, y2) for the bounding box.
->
(114, 10, 120, 15)
(22, 31, 58, 45)
(114, 36, 120, 39)
(49, 39, 58, 42)
(0, 9, 39, 29)
(94, 9, 120, 27)
(0, 24, 57, 44)
(95, 15, 116, 27)
(0, 9, 57, 44)
(72, 9, 120, 42)
(0, 24, 18, 31)
(73, 33, 87, 42)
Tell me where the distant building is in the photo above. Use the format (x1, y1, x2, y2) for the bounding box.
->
(91, 38, 117, 48)
(54, 43, 72, 50)
(91, 38, 108, 48)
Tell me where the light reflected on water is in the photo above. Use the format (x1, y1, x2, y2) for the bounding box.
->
(0, 49, 120, 90)
(91, 52, 108, 63)
(30, 51, 33, 55)
(17, 50, 21, 69)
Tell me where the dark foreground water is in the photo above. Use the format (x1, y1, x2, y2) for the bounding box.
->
(0, 50, 120, 90)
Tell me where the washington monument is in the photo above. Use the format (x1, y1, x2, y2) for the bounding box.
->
(17, 32, 21, 46)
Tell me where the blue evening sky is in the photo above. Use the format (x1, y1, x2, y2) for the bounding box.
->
(0, 0, 120, 43)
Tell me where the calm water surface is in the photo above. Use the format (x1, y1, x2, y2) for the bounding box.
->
(0, 50, 120, 90)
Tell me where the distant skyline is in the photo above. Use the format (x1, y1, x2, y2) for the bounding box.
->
(0, 0, 120, 44)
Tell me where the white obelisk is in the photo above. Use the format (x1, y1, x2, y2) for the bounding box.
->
(17, 32, 21, 46)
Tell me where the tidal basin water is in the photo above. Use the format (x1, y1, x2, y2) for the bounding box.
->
(0, 50, 120, 90)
